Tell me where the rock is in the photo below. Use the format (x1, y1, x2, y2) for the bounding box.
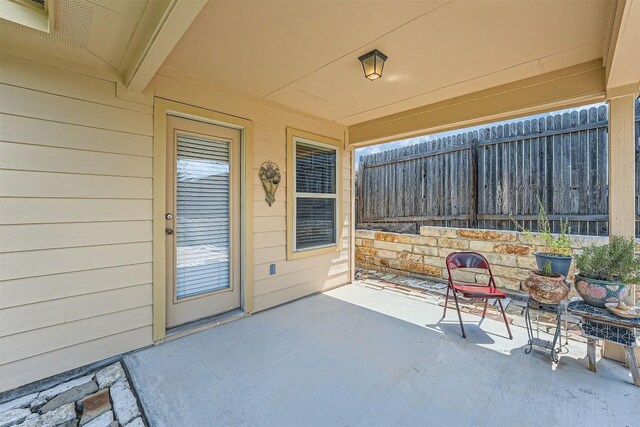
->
(83, 411, 113, 427)
(95, 364, 125, 390)
(16, 417, 39, 427)
(30, 397, 47, 412)
(58, 421, 79, 427)
(39, 375, 94, 401)
(505, 304, 524, 316)
(109, 381, 139, 426)
(42, 403, 78, 427)
(0, 393, 38, 413)
(79, 390, 111, 426)
(124, 418, 144, 427)
(40, 382, 98, 414)
(18, 403, 76, 427)
(109, 423, 118, 427)
(0, 408, 30, 427)
(25, 414, 38, 421)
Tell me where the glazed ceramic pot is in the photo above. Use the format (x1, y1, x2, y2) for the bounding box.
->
(574, 274, 628, 308)
(534, 253, 573, 279)
(523, 271, 569, 304)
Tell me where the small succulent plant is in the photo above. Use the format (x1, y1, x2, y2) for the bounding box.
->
(541, 260, 554, 277)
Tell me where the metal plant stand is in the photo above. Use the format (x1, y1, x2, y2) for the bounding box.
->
(525, 298, 566, 362)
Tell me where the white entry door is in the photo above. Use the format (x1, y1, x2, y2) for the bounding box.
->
(165, 115, 241, 328)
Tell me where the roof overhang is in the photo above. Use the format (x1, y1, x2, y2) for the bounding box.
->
(121, 0, 207, 92)
(347, 60, 606, 147)
(604, 0, 640, 98)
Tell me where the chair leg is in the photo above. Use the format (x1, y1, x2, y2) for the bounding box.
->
(452, 291, 466, 339)
(443, 286, 450, 318)
(482, 300, 488, 319)
(497, 298, 513, 340)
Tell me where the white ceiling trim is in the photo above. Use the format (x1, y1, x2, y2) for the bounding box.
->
(122, 0, 207, 92)
(605, 0, 640, 92)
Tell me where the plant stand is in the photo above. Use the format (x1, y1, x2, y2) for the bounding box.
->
(567, 299, 640, 387)
(525, 298, 566, 363)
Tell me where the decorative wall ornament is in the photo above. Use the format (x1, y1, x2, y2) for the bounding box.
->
(259, 161, 281, 207)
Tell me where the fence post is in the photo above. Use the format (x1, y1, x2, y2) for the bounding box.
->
(357, 160, 365, 225)
(470, 135, 479, 228)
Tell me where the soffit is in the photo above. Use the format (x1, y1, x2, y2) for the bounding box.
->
(0, 0, 148, 70)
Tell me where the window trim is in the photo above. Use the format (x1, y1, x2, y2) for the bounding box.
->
(286, 127, 342, 260)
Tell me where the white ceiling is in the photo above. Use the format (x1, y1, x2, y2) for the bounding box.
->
(0, 0, 615, 126)
(162, 0, 613, 125)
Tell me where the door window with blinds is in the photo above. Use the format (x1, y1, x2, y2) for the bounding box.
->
(287, 128, 341, 258)
(175, 133, 231, 299)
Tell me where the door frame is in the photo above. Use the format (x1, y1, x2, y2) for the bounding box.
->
(153, 98, 254, 342)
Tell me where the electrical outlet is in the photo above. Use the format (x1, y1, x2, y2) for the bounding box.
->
(270, 263, 276, 275)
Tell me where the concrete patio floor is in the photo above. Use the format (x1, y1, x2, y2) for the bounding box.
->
(125, 283, 639, 427)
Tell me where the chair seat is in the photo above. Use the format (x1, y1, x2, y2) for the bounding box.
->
(452, 284, 507, 299)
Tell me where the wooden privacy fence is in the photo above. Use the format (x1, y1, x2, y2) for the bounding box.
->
(357, 100, 640, 237)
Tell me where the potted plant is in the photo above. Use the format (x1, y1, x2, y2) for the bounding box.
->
(522, 260, 569, 304)
(574, 236, 640, 308)
(511, 197, 573, 278)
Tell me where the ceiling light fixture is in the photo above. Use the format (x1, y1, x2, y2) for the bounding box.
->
(358, 49, 388, 81)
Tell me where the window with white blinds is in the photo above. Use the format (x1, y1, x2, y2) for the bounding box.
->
(175, 134, 230, 299)
(294, 140, 338, 251)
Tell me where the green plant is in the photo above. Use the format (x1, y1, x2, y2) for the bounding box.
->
(575, 236, 640, 283)
(510, 197, 572, 256)
(541, 260, 553, 277)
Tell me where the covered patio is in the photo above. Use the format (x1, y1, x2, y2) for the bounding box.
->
(1, 1, 639, 424)
(126, 283, 638, 426)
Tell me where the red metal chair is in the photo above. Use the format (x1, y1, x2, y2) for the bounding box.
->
(443, 252, 512, 339)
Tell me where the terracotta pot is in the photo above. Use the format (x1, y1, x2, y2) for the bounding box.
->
(523, 271, 568, 304)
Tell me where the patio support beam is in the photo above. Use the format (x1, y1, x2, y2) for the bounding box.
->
(604, 0, 640, 314)
(607, 93, 637, 238)
(120, 0, 207, 93)
(347, 61, 606, 147)
(604, 92, 638, 363)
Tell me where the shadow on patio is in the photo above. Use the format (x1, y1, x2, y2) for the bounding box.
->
(125, 284, 638, 427)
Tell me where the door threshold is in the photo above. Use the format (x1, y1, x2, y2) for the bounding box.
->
(164, 309, 247, 342)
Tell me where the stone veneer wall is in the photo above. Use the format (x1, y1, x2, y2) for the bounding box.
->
(355, 226, 639, 300)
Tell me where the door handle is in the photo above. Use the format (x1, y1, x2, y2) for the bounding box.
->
(165, 227, 174, 235)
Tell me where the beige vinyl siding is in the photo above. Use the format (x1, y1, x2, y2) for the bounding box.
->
(0, 198, 151, 224)
(0, 221, 152, 253)
(0, 114, 152, 156)
(0, 51, 353, 391)
(1, 242, 152, 281)
(152, 69, 352, 315)
(0, 327, 151, 395)
(0, 264, 152, 309)
(0, 142, 152, 177)
(0, 53, 153, 392)
(0, 84, 152, 134)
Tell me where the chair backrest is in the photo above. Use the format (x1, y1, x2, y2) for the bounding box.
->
(445, 252, 495, 287)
